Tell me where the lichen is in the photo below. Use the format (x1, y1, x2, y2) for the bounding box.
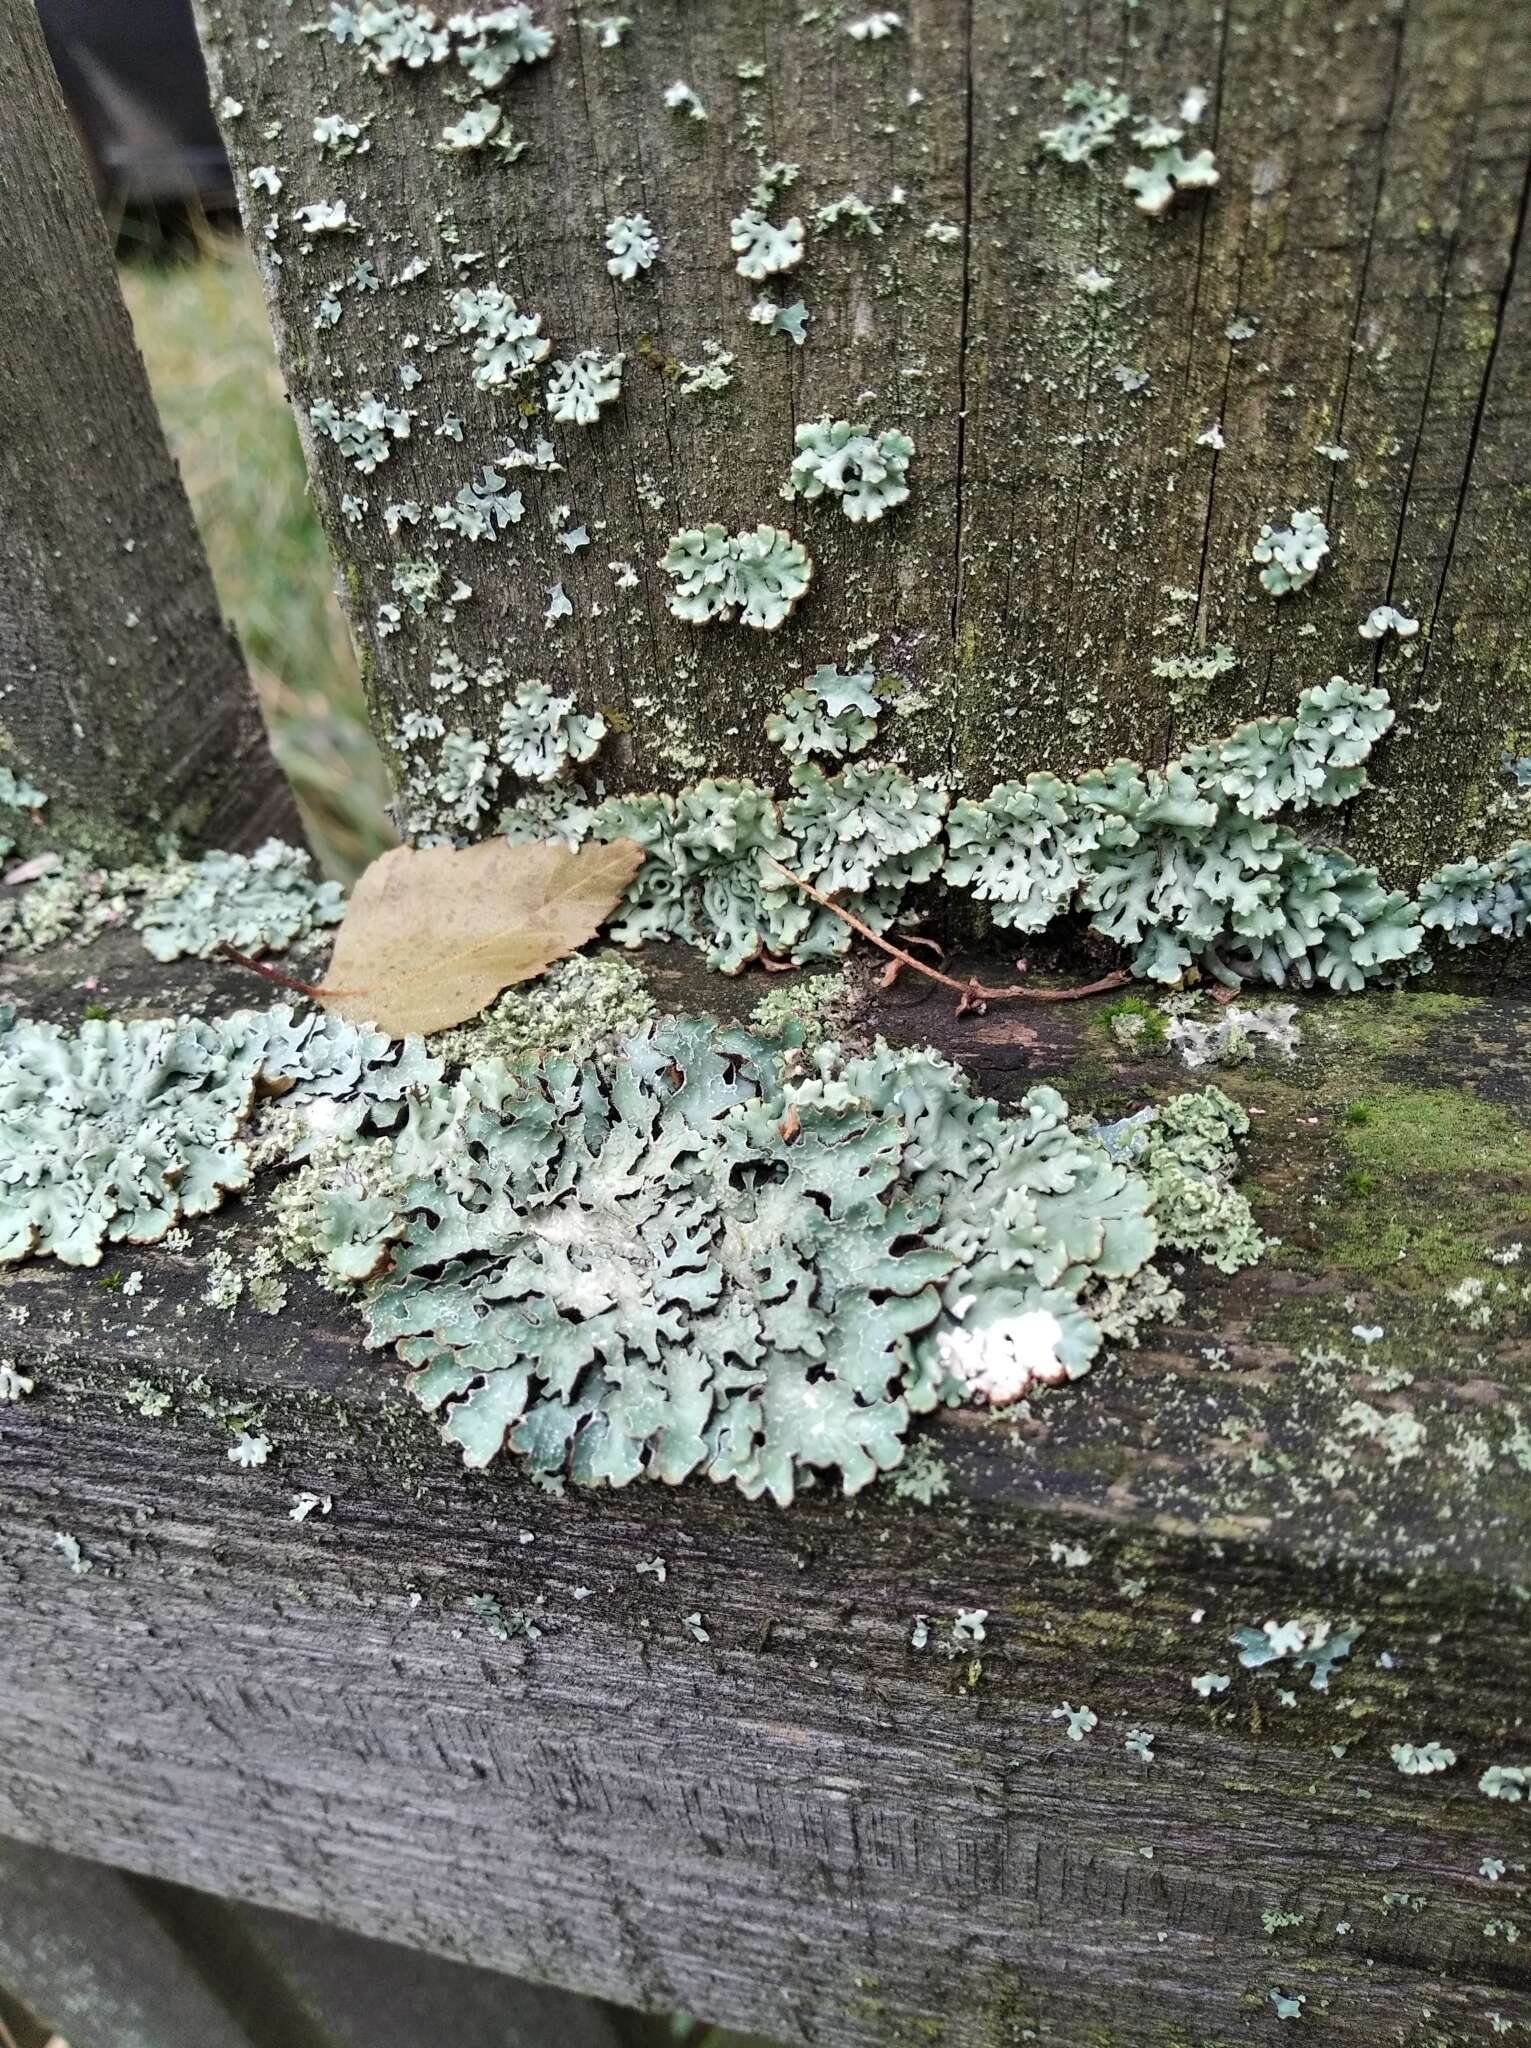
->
(495, 680, 606, 786)
(136, 841, 344, 963)
(0, 1006, 437, 1268)
(1252, 510, 1331, 597)
(1390, 1741, 1457, 1775)
(766, 665, 881, 761)
(942, 679, 1420, 989)
(1359, 604, 1419, 642)
(1123, 139, 1218, 215)
(1165, 1004, 1300, 1070)
(257, 1021, 1258, 1500)
(545, 349, 625, 425)
(309, 392, 412, 471)
(728, 210, 805, 281)
(785, 417, 914, 523)
(427, 950, 655, 1067)
(660, 524, 813, 630)
(1416, 842, 1531, 949)
(605, 213, 659, 280)
(449, 286, 550, 391)
(747, 969, 855, 1050)
(748, 297, 809, 345)
(1039, 81, 1130, 164)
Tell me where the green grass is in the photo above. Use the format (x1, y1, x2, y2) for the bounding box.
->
(120, 234, 395, 879)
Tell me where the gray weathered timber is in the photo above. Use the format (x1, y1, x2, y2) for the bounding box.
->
(0, 0, 302, 861)
(0, 1836, 631, 2048)
(194, 0, 1531, 875)
(1, 932, 1528, 2046)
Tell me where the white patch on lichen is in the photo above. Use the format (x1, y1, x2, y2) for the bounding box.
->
(936, 1303, 1067, 1405)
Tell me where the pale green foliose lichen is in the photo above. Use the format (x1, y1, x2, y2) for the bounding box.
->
(309, 393, 412, 472)
(1039, 81, 1130, 163)
(450, 286, 550, 391)
(272, 1019, 1258, 1498)
(1226, 1615, 1360, 1690)
(1390, 1741, 1457, 1775)
(1252, 509, 1330, 596)
(661, 524, 813, 630)
(766, 665, 881, 761)
(605, 213, 658, 280)
(943, 679, 1421, 989)
(438, 99, 524, 155)
(329, 3, 553, 80)
(0, 1006, 436, 1267)
(495, 680, 606, 785)
(545, 349, 624, 425)
(0, 766, 47, 860)
(785, 417, 914, 522)
(1123, 134, 1218, 214)
(1416, 842, 1531, 948)
(136, 839, 345, 962)
(729, 210, 805, 280)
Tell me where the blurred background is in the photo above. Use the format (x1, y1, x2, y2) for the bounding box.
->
(19, 6, 772, 2044)
(37, 0, 395, 883)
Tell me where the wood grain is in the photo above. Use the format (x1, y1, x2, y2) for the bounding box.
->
(193, 0, 1531, 874)
(0, 0, 302, 861)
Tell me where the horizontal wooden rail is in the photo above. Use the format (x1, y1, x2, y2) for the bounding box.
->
(2, 930, 1528, 2044)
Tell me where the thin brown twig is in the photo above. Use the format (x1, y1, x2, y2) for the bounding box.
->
(767, 860, 1130, 1010)
(212, 943, 362, 1000)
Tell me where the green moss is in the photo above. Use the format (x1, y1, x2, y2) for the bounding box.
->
(1330, 1085, 1531, 1283)
(1322, 991, 1469, 1057)
(1098, 994, 1169, 1053)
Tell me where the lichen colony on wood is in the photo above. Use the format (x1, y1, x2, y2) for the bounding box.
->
(0, 999, 1262, 1502)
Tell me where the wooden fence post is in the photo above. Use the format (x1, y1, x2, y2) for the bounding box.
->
(192, 0, 1531, 875)
(0, 0, 303, 861)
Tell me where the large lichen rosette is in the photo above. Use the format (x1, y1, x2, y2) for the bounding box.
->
(307, 1020, 1198, 1503)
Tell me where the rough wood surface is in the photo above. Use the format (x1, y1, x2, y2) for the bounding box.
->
(2, 933, 1528, 2044)
(0, 0, 301, 862)
(194, 0, 1531, 875)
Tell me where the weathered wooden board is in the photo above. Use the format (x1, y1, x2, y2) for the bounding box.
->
(193, 0, 1531, 874)
(0, 1835, 634, 2048)
(2, 934, 1528, 2045)
(0, 0, 301, 861)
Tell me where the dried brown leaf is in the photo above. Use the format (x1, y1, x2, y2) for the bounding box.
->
(316, 836, 644, 1037)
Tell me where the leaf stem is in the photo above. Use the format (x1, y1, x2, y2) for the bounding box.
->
(212, 943, 333, 998)
(766, 860, 1130, 1010)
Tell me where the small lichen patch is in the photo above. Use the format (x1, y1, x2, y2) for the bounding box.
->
(546, 350, 625, 425)
(1252, 510, 1331, 597)
(137, 840, 344, 962)
(661, 524, 813, 630)
(785, 418, 914, 523)
(766, 666, 881, 762)
(427, 950, 655, 1067)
